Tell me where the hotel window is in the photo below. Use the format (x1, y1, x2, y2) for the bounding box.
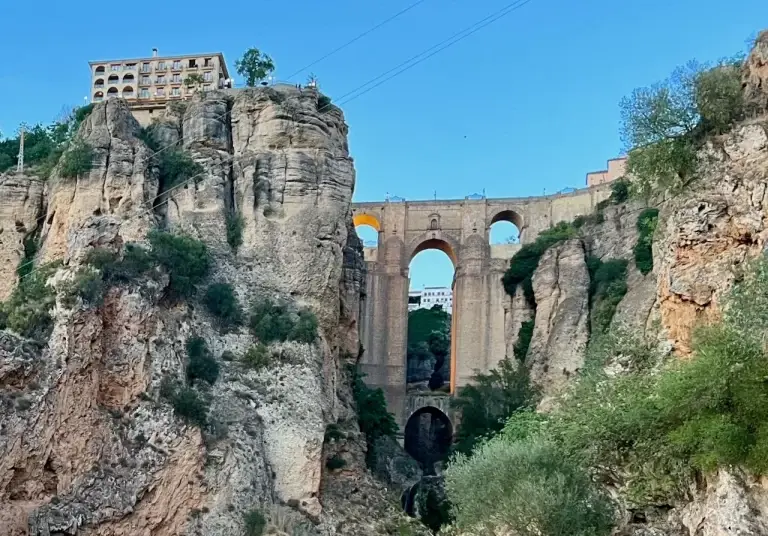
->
(172, 74, 181, 83)
(203, 71, 213, 82)
(172, 60, 181, 70)
(141, 62, 151, 73)
(156, 87, 166, 97)
(140, 88, 150, 98)
(157, 61, 166, 70)
(171, 87, 181, 97)
(156, 75, 166, 84)
(204, 57, 212, 67)
(110, 64, 121, 71)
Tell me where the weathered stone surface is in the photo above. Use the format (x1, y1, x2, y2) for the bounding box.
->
(744, 30, 768, 116)
(526, 239, 589, 405)
(655, 123, 768, 353)
(40, 99, 159, 264)
(0, 174, 45, 300)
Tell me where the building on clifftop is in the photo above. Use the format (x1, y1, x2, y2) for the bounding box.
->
(88, 49, 231, 126)
(585, 156, 627, 187)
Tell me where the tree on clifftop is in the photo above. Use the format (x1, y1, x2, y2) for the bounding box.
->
(235, 48, 275, 87)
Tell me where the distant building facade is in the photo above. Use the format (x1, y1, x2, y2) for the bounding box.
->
(89, 49, 230, 126)
(408, 287, 453, 314)
(586, 156, 627, 187)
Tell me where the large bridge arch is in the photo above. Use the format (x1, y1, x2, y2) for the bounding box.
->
(404, 406, 453, 470)
(355, 184, 613, 431)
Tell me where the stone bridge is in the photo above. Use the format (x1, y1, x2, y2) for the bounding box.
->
(352, 184, 612, 436)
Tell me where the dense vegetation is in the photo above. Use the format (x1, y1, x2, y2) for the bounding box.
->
(348, 365, 398, 467)
(621, 58, 746, 197)
(450, 358, 536, 455)
(407, 305, 451, 390)
(249, 298, 318, 344)
(0, 262, 60, 341)
(138, 127, 205, 189)
(634, 208, 659, 275)
(205, 282, 242, 327)
(501, 221, 577, 305)
(587, 257, 629, 336)
(446, 258, 768, 532)
(0, 105, 94, 176)
(147, 230, 211, 299)
(226, 212, 245, 251)
(186, 336, 220, 386)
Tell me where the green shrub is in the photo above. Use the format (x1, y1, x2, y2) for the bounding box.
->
(610, 177, 630, 203)
(634, 209, 659, 275)
(157, 149, 204, 189)
(59, 141, 94, 179)
(3, 262, 60, 341)
(171, 386, 209, 426)
(249, 298, 318, 344)
(289, 309, 318, 343)
(317, 95, 332, 111)
(61, 268, 106, 308)
(325, 454, 347, 470)
(587, 257, 629, 335)
(85, 244, 155, 286)
(512, 320, 534, 362)
(186, 337, 219, 385)
(148, 230, 210, 298)
(621, 59, 744, 197)
(348, 365, 398, 467)
(244, 509, 267, 536)
(225, 212, 244, 251)
(205, 283, 242, 327)
(242, 343, 271, 370)
(451, 358, 536, 455)
(445, 437, 615, 535)
(325, 423, 344, 442)
(502, 222, 577, 303)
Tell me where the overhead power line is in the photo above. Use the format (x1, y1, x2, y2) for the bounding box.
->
(284, 0, 429, 81)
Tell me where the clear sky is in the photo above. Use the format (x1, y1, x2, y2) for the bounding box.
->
(1, 0, 765, 289)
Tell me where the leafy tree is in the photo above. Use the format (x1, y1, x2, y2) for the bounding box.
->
(59, 141, 94, 179)
(171, 386, 209, 426)
(445, 437, 615, 536)
(289, 309, 318, 343)
(243, 509, 267, 536)
(348, 365, 398, 467)
(156, 148, 204, 189)
(621, 59, 745, 197)
(184, 73, 206, 92)
(61, 268, 106, 308)
(235, 48, 275, 87)
(451, 358, 536, 455)
(148, 230, 210, 298)
(512, 320, 534, 362)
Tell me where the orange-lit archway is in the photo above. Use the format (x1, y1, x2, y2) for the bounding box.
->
(353, 213, 381, 232)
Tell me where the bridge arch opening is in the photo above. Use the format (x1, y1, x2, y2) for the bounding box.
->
(354, 213, 381, 248)
(489, 210, 523, 245)
(407, 238, 455, 395)
(404, 406, 452, 471)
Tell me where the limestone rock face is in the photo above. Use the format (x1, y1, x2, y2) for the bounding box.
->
(0, 174, 45, 300)
(526, 239, 589, 404)
(744, 30, 768, 115)
(0, 92, 404, 536)
(40, 99, 158, 263)
(655, 123, 768, 353)
(503, 286, 534, 361)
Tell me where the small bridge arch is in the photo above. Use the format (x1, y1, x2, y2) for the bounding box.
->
(404, 404, 453, 470)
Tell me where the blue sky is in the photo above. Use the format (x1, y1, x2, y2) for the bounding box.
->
(1, 0, 764, 289)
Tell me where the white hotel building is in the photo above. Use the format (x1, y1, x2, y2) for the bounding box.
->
(408, 286, 453, 314)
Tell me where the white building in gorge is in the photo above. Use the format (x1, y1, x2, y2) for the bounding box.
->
(407, 286, 453, 314)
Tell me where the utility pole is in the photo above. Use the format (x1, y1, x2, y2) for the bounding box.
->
(16, 124, 25, 174)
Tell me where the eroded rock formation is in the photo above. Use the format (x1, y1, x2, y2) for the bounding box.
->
(0, 88, 415, 536)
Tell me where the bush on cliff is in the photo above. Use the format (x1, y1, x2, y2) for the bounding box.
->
(61, 268, 106, 308)
(445, 436, 615, 535)
(59, 141, 94, 179)
(348, 365, 398, 467)
(587, 257, 629, 335)
(148, 230, 210, 299)
(633, 208, 659, 275)
(621, 58, 745, 197)
(502, 221, 577, 304)
(226, 212, 244, 252)
(1, 262, 60, 341)
(451, 357, 536, 456)
(205, 282, 242, 327)
(186, 336, 219, 385)
(249, 298, 318, 344)
(450, 258, 768, 522)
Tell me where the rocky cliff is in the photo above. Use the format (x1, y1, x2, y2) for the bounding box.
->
(0, 90, 420, 536)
